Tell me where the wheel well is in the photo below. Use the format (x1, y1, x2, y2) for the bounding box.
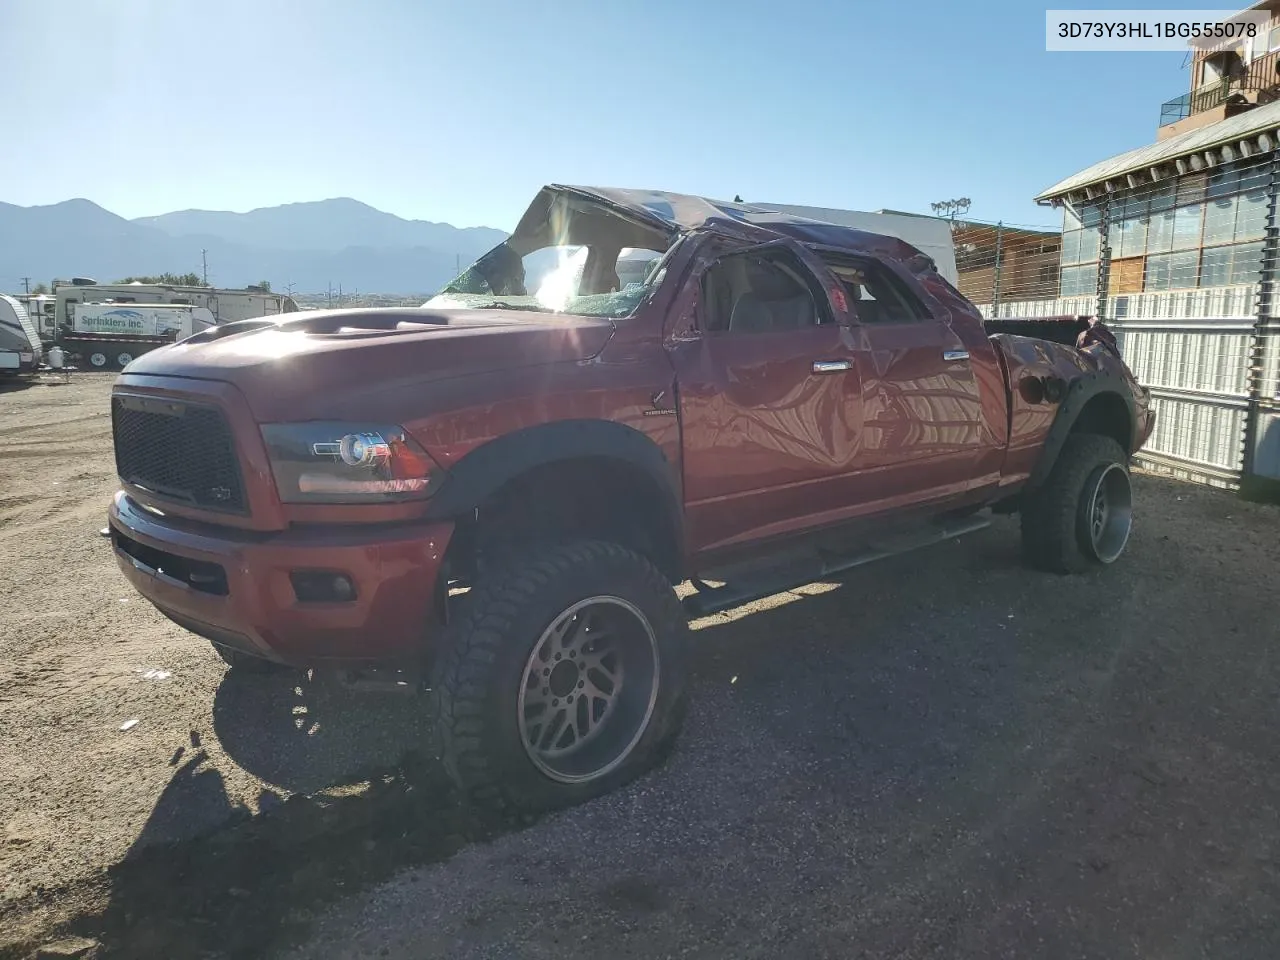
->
(1070, 391, 1131, 453)
(447, 457, 683, 585)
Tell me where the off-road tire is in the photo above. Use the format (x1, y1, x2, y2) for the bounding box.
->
(1021, 433, 1132, 574)
(431, 540, 688, 812)
(211, 642, 291, 674)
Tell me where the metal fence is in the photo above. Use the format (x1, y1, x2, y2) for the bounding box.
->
(970, 151, 1280, 492)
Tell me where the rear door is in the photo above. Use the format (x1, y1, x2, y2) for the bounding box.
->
(666, 240, 864, 555)
(816, 252, 998, 507)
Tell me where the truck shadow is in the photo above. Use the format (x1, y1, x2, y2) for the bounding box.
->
(61, 518, 1143, 959)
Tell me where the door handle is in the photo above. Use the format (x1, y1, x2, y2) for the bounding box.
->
(812, 359, 852, 374)
(943, 349, 970, 362)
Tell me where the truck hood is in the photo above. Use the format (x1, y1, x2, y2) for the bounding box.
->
(123, 306, 614, 419)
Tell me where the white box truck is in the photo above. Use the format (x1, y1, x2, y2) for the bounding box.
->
(52, 281, 299, 334)
(64, 303, 216, 370)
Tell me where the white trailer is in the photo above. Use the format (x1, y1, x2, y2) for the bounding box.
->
(53, 281, 299, 334)
(64, 303, 216, 370)
(17, 294, 57, 343)
(0, 295, 43, 375)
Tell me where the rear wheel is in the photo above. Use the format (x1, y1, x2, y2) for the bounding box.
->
(114, 350, 134, 370)
(1021, 434, 1134, 574)
(88, 351, 107, 369)
(431, 540, 688, 812)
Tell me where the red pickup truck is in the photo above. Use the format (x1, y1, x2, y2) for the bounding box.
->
(108, 185, 1153, 811)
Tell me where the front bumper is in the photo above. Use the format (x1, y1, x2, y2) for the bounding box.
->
(108, 490, 454, 667)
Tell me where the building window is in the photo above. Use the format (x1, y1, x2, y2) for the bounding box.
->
(1200, 240, 1264, 287)
(1145, 250, 1199, 291)
(1171, 203, 1204, 250)
(1060, 263, 1097, 297)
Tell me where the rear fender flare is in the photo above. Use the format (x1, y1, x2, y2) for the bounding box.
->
(1027, 371, 1136, 491)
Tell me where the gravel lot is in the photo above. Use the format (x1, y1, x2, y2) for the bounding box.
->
(2, 372, 1279, 959)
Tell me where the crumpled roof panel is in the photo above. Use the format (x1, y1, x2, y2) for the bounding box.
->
(555, 185, 923, 263)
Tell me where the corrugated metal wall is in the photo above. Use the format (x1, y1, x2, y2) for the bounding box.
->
(974, 150, 1280, 492)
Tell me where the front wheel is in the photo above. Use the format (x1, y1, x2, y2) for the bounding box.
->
(431, 540, 688, 812)
(1021, 434, 1134, 574)
(88, 351, 108, 369)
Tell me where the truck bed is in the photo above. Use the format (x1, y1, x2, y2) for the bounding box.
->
(984, 315, 1091, 347)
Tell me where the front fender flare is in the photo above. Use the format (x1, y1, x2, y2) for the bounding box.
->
(423, 418, 684, 538)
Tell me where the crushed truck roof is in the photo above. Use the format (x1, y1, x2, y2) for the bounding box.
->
(530, 185, 937, 268)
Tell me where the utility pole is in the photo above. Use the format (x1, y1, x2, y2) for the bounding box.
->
(20, 277, 30, 294)
(201, 249, 209, 285)
(326, 282, 333, 307)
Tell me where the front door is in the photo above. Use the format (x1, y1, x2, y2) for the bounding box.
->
(667, 242, 863, 555)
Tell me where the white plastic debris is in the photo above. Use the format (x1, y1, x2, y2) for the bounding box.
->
(119, 719, 139, 732)
(139, 669, 171, 681)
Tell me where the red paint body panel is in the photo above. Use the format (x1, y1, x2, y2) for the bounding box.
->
(106, 186, 1154, 669)
(109, 490, 452, 664)
(991, 333, 1154, 487)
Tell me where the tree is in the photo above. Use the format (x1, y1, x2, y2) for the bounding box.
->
(255, 280, 271, 291)
(31, 283, 48, 295)
(116, 272, 205, 286)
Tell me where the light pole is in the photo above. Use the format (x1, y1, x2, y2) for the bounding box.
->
(930, 198, 972, 225)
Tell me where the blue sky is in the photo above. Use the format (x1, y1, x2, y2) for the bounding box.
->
(4, 0, 1209, 230)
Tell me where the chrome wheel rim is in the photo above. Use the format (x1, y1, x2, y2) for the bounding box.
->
(1083, 462, 1133, 563)
(116, 352, 133, 367)
(89, 352, 107, 367)
(517, 596, 660, 784)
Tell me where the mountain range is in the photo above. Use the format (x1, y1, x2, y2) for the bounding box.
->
(0, 197, 510, 294)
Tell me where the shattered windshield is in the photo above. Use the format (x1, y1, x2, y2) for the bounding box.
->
(424, 192, 677, 319)
(425, 242, 669, 318)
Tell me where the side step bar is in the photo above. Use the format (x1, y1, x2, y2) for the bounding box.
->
(683, 512, 992, 619)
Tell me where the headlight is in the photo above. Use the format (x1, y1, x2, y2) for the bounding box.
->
(260, 422, 442, 504)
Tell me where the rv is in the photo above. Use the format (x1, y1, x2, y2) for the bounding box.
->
(0, 296, 43, 375)
(51, 280, 299, 340)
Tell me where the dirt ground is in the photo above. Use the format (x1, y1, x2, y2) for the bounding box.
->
(2, 372, 1279, 960)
